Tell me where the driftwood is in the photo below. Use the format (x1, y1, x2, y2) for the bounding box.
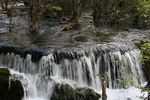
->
(102, 73, 108, 100)
(49, 23, 78, 40)
(58, 23, 78, 32)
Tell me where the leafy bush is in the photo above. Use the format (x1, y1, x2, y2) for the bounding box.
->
(141, 41, 150, 64)
(102, 0, 150, 28)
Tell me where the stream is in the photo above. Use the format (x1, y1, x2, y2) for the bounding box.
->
(0, 45, 148, 100)
(0, 4, 150, 100)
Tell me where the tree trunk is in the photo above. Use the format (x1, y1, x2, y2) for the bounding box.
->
(28, 4, 36, 33)
(8, 8, 12, 32)
(102, 73, 108, 100)
(93, 0, 102, 26)
(93, 0, 110, 26)
(0, 1, 4, 10)
(4, 0, 8, 11)
(27, 0, 44, 33)
(70, 0, 85, 23)
(0, 0, 8, 11)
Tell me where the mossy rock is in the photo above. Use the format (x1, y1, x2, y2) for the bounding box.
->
(50, 83, 100, 100)
(0, 11, 3, 15)
(86, 29, 94, 33)
(95, 32, 104, 37)
(0, 68, 10, 75)
(74, 35, 88, 42)
(0, 68, 24, 100)
(0, 68, 10, 99)
(0, 68, 10, 88)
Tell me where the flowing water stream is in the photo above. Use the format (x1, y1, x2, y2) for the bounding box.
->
(0, 3, 150, 100)
(0, 46, 147, 100)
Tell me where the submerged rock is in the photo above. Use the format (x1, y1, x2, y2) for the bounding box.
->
(50, 83, 100, 100)
(127, 97, 132, 100)
(74, 35, 88, 42)
(0, 68, 24, 100)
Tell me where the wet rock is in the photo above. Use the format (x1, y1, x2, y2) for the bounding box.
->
(127, 97, 132, 100)
(138, 41, 150, 87)
(74, 35, 88, 42)
(50, 83, 100, 100)
(0, 68, 10, 98)
(0, 68, 24, 100)
(0, 43, 49, 62)
(7, 80, 24, 100)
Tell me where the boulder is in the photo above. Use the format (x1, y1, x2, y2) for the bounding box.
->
(0, 68, 10, 99)
(74, 35, 88, 42)
(127, 97, 132, 100)
(0, 68, 24, 100)
(50, 83, 100, 100)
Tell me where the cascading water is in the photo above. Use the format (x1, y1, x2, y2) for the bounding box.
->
(0, 45, 147, 100)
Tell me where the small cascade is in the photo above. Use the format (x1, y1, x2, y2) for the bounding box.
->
(0, 45, 146, 100)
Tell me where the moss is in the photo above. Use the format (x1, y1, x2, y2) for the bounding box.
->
(74, 35, 88, 42)
(0, 68, 10, 99)
(0, 68, 10, 88)
(0, 11, 3, 15)
(0, 68, 10, 76)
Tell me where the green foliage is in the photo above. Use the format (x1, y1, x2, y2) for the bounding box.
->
(133, 0, 150, 28)
(140, 86, 150, 92)
(99, 0, 150, 28)
(114, 56, 120, 61)
(42, 0, 62, 11)
(140, 41, 150, 64)
(139, 95, 145, 100)
(96, 72, 135, 89)
(116, 72, 135, 88)
(138, 86, 150, 100)
(52, 6, 62, 11)
(139, 41, 150, 99)
(35, 0, 62, 21)
(96, 73, 104, 80)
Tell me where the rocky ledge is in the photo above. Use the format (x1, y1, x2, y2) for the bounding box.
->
(50, 83, 100, 100)
(0, 68, 24, 100)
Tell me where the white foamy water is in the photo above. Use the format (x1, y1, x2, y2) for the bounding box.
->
(8, 69, 148, 100)
(107, 87, 148, 100)
(0, 49, 147, 100)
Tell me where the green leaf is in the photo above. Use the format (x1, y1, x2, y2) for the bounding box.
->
(52, 6, 62, 11)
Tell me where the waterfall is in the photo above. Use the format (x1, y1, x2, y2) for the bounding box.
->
(0, 46, 146, 100)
